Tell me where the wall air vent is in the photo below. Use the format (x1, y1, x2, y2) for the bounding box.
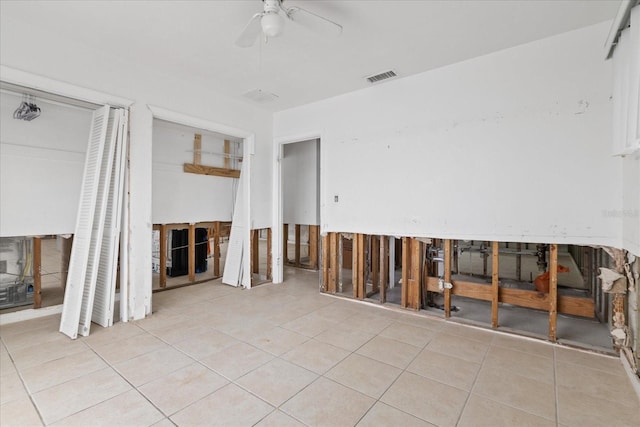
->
(242, 89, 279, 103)
(365, 70, 397, 84)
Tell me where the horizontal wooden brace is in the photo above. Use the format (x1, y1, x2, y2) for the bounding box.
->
(184, 163, 240, 178)
(558, 295, 595, 318)
(425, 275, 594, 318)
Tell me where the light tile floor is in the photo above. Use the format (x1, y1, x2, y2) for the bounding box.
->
(1, 267, 639, 426)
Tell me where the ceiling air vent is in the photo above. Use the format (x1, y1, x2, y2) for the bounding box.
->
(365, 70, 397, 84)
(242, 89, 279, 103)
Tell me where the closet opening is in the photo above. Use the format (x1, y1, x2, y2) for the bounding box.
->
(0, 83, 102, 317)
(150, 118, 245, 291)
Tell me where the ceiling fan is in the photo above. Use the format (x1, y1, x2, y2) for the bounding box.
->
(235, 0, 343, 48)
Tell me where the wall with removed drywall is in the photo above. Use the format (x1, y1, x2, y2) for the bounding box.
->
(0, 92, 93, 237)
(282, 139, 320, 226)
(152, 119, 242, 224)
(275, 21, 622, 248)
(0, 11, 273, 316)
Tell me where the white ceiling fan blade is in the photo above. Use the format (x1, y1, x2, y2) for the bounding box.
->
(235, 13, 263, 47)
(286, 6, 343, 38)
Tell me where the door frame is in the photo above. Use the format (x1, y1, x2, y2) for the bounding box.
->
(148, 105, 255, 290)
(272, 132, 323, 284)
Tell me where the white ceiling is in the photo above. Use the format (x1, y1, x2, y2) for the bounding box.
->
(1, 0, 620, 112)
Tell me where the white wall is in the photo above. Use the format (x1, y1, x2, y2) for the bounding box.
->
(282, 139, 319, 225)
(152, 120, 240, 224)
(0, 92, 93, 237)
(274, 21, 622, 247)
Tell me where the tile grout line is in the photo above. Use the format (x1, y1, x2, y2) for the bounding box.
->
(553, 346, 560, 426)
(82, 337, 174, 423)
(350, 320, 436, 426)
(0, 335, 48, 427)
(453, 331, 495, 426)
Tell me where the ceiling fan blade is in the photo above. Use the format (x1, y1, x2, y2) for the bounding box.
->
(235, 13, 263, 48)
(286, 6, 343, 38)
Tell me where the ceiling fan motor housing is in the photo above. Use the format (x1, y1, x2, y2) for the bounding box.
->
(261, 0, 284, 37)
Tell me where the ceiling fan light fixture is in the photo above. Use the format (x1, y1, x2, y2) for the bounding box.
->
(261, 12, 284, 37)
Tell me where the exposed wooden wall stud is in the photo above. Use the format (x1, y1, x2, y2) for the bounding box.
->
(267, 228, 272, 280)
(252, 229, 259, 275)
(309, 225, 319, 270)
(548, 243, 558, 342)
(159, 224, 167, 288)
(224, 139, 231, 169)
(295, 224, 301, 266)
(33, 237, 42, 309)
(371, 235, 380, 293)
(380, 236, 389, 304)
(330, 232, 339, 293)
(188, 224, 196, 282)
(322, 234, 329, 291)
(444, 239, 452, 317)
(491, 241, 499, 328)
(401, 237, 409, 308)
(213, 222, 221, 277)
(193, 134, 202, 165)
(283, 224, 289, 265)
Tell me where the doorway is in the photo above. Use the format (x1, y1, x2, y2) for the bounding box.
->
(277, 138, 321, 282)
(150, 119, 244, 291)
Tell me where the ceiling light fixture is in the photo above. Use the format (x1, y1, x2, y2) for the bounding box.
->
(13, 95, 41, 121)
(261, 11, 284, 38)
(243, 88, 279, 103)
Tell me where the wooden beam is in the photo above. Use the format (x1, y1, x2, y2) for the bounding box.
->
(193, 134, 202, 165)
(425, 276, 441, 292)
(251, 229, 259, 275)
(183, 163, 240, 178)
(371, 235, 380, 293)
(451, 279, 492, 301)
(358, 234, 365, 299)
(500, 287, 548, 310)
(353, 235, 359, 299)
(380, 236, 389, 304)
(267, 228, 272, 280)
(213, 222, 220, 277)
(322, 234, 329, 292)
(188, 224, 195, 282)
(60, 235, 73, 289)
(444, 239, 452, 318)
(295, 224, 301, 266)
(159, 224, 167, 288)
(224, 139, 231, 169)
(33, 237, 41, 309)
(425, 274, 595, 318)
(337, 234, 343, 293)
(401, 237, 409, 308)
(549, 243, 558, 342)
(409, 238, 421, 310)
(558, 294, 595, 318)
(516, 242, 522, 281)
(309, 225, 319, 270)
(352, 234, 365, 299)
(452, 240, 459, 274)
(483, 241, 489, 277)
(491, 241, 499, 328)
(283, 224, 289, 264)
(329, 232, 338, 293)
